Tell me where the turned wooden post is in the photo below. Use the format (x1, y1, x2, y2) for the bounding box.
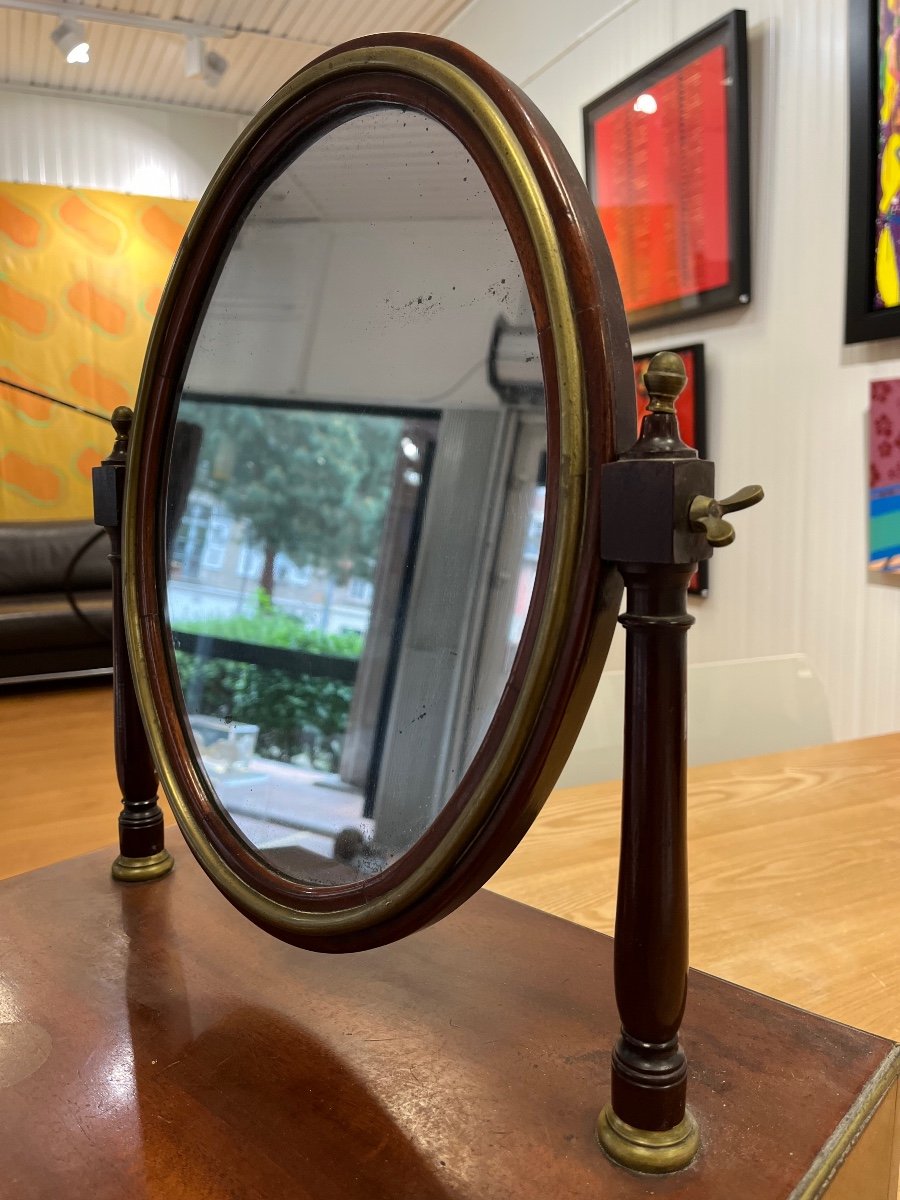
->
(597, 352, 762, 1173)
(93, 406, 174, 883)
(611, 559, 695, 1136)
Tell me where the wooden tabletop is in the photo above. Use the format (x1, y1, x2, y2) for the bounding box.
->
(0, 683, 122, 879)
(491, 731, 900, 1041)
(2, 685, 899, 1040)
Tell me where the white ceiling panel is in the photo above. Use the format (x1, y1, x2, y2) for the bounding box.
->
(0, 0, 473, 114)
(250, 107, 500, 223)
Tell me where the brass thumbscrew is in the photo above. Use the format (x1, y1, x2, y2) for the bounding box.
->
(688, 485, 764, 547)
(638, 349, 764, 546)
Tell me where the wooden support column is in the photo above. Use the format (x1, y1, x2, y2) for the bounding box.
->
(597, 352, 762, 1172)
(600, 559, 699, 1169)
(93, 406, 174, 883)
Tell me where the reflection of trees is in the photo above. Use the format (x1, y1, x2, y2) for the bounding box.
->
(185, 404, 401, 596)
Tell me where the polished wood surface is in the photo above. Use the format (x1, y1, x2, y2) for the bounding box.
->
(2, 686, 900, 1043)
(491, 730, 900, 1042)
(0, 684, 121, 880)
(0, 829, 896, 1199)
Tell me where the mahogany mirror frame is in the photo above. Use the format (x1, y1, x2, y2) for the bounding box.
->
(122, 32, 635, 952)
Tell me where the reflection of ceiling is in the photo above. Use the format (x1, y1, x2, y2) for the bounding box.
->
(249, 110, 500, 223)
(0, 0, 471, 115)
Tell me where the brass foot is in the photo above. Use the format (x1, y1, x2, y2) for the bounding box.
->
(111, 849, 174, 883)
(597, 1105, 699, 1174)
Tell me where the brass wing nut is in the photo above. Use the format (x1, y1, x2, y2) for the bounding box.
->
(688, 485, 765, 548)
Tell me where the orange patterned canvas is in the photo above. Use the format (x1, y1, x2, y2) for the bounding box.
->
(0, 182, 196, 520)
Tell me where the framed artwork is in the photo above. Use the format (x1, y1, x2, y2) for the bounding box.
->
(583, 11, 750, 333)
(633, 343, 709, 595)
(846, 0, 900, 342)
(869, 378, 900, 580)
(0, 181, 195, 520)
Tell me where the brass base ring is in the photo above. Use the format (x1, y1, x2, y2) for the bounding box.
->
(597, 1105, 699, 1174)
(111, 849, 175, 883)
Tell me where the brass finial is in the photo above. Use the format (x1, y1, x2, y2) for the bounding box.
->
(111, 405, 133, 438)
(110, 405, 134, 460)
(643, 351, 687, 414)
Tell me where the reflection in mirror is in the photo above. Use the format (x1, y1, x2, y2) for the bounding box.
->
(165, 108, 547, 886)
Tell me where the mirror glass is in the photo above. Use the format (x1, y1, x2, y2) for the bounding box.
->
(165, 107, 547, 886)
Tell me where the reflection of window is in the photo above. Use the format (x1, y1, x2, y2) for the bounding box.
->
(173, 497, 226, 580)
(347, 577, 374, 604)
(238, 544, 264, 579)
(276, 554, 312, 587)
(201, 543, 226, 570)
(202, 516, 232, 571)
(509, 486, 545, 643)
(523, 511, 543, 561)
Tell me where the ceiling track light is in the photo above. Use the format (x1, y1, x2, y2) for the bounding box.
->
(50, 17, 89, 64)
(184, 35, 204, 78)
(0, 2, 331, 48)
(184, 36, 228, 88)
(202, 51, 228, 87)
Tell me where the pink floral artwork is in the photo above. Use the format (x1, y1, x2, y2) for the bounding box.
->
(869, 378, 900, 575)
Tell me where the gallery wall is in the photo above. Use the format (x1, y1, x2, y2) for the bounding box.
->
(446, 0, 900, 742)
(0, 181, 197, 520)
(0, 88, 242, 197)
(3, 1, 899, 741)
(0, 88, 243, 520)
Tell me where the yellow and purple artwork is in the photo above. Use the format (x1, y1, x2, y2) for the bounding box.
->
(876, 0, 900, 309)
(0, 182, 196, 520)
(869, 378, 900, 576)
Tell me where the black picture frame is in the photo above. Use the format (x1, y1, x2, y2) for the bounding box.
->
(632, 342, 709, 595)
(583, 11, 751, 333)
(845, 0, 900, 343)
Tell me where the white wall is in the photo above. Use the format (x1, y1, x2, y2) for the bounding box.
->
(446, 0, 900, 742)
(0, 87, 243, 198)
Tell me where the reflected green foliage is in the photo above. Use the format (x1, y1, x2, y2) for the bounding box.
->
(173, 598, 363, 658)
(174, 601, 359, 764)
(174, 651, 354, 764)
(181, 402, 402, 593)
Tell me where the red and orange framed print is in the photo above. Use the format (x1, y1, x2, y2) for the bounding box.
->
(633, 343, 709, 595)
(584, 11, 751, 333)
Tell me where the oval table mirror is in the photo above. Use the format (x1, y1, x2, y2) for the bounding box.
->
(113, 30, 765, 1182)
(124, 34, 634, 953)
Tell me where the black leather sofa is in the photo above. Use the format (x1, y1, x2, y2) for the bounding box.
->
(0, 521, 112, 684)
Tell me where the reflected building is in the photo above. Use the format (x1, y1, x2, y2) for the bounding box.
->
(168, 495, 376, 637)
